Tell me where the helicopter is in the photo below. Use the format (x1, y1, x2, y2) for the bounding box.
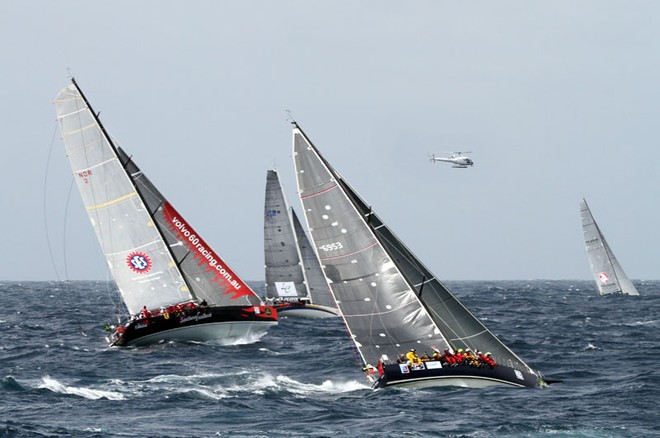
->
(429, 152, 474, 168)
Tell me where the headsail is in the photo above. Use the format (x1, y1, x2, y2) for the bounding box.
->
(55, 80, 262, 315)
(580, 199, 639, 296)
(291, 208, 337, 309)
(292, 122, 536, 375)
(117, 148, 262, 307)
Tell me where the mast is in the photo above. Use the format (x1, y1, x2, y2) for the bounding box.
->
(69, 78, 199, 304)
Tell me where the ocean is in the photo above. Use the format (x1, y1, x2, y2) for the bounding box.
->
(0, 280, 658, 437)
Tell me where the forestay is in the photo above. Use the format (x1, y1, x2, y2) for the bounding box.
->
(292, 122, 535, 375)
(580, 199, 639, 296)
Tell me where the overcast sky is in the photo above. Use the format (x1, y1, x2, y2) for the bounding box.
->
(1, 1, 659, 282)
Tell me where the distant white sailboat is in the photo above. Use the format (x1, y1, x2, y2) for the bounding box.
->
(55, 79, 278, 346)
(580, 199, 639, 296)
(264, 169, 338, 318)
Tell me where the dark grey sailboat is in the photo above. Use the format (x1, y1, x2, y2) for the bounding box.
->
(580, 199, 639, 296)
(55, 79, 277, 346)
(264, 169, 338, 318)
(291, 122, 547, 389)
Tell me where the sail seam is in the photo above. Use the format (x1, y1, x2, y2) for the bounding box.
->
(343, 298, 418, 317)
(67, 138, 103, 154)
(300, 184, 338, 199)
(104, 239, 165, 257)
(448, 330, 489, 342)
(62, 122, 96, 137)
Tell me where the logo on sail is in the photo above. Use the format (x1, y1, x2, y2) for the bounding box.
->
(127, 251, 152, 274)
(597, 272, 609, 284)
(161, 202, 255, 300)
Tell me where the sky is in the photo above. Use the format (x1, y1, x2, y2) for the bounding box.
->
(1, 1, 659, 282)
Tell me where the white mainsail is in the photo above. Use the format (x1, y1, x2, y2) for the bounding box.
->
(55, 83, 192, 314)
(580, 199, 639, 296)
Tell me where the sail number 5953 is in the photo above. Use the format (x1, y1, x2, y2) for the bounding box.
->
(319, 242, 343, 252)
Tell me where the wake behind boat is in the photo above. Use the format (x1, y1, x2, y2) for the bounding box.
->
(291, 122, 547, 389)
(264, 169, 338, 318)
(580, 199, 639, 296)
(54, 79, 277, 346)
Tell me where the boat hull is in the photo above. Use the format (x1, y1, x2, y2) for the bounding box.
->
(110, 305, 277, 347)
(275, 303, 338, 319)
(373, 363, 544, 389)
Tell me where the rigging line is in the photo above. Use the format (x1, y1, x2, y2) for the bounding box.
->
(44, 120, 89, 336)
(43, 122, 63, 282)
(44, 120, 92, 336)
(105, 271, 123, 325)
(62, 177, 89, 336)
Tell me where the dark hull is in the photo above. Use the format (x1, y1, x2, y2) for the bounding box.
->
(374, 362, 545, 389)
(110, 305, 277, 347)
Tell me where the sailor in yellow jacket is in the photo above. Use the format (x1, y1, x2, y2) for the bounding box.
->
(406, 349, 422, 368)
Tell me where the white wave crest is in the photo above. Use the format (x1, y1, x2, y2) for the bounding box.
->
(39, 376, 125, 400)
(204, 330, 268, 346)
(275, 375, 370, 394)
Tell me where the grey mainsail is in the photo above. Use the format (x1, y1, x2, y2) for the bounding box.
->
(55, 80, 263, 316)
(264, 169, 336, 309)
(264, 169, 308, 300)
(580, 199, 639, 296)
(292, 122, 536, 375)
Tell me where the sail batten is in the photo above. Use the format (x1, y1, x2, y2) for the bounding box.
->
(85, 192, 138, 211)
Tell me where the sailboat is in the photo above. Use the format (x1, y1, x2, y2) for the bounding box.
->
(580, 199, 639, 296)
(291, 122, 547, 389)
(54, 79, 277, 346)
(264, 169, 338, 318)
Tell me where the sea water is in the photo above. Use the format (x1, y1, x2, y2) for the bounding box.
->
(0, 280, 658, 437)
